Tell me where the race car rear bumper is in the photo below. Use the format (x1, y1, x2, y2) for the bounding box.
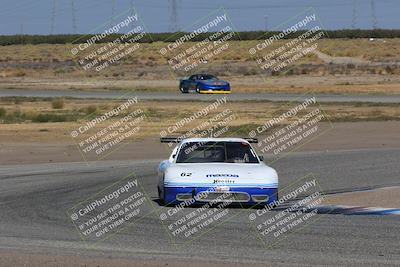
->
(198, 84, 231, 94)
(163, 186, 278, 206)
(199, 90, 231, 94)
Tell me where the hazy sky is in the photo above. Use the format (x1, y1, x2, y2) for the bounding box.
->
(0, 0, 399, 35)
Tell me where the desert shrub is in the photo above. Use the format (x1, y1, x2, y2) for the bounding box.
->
(2, 30, 400, 46)
(32, 113, 76, 122)
(86, 105, 97, 115)
(51, 98, 64, 109)
(0, 107, 6, 117)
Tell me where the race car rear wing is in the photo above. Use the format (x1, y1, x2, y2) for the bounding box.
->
(160, 137, 258, 143)
(160, 137, 182, 143)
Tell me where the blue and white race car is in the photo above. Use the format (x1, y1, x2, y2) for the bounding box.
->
(179, 74, 231, 94)
(158, 137, 278, 206)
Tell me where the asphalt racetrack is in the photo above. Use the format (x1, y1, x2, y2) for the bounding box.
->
(0, 148, 399, 266)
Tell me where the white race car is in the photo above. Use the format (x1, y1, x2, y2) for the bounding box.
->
(158, 137, 278, 206)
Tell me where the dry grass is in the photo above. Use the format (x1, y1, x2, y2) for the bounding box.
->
(318, 39, 400, 61)
(1, 39, 400, 95)
(2, 39, 399, 64)
(1, 98, 399, 143)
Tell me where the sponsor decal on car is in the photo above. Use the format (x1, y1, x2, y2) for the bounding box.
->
(206, 174, 239, 178)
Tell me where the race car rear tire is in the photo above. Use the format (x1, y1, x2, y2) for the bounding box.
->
(268, 192, 279, 209)
(196, 85, 201, 93)
(158, 187, 165, 206)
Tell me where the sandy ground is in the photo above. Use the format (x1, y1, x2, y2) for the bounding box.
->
(0, 250, 270, 267)
(313, 50, 371, 65)
(323, 186, 400, 209)
(0, 121, 399, 165)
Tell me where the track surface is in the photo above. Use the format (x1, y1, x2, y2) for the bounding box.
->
(0, 148, 399, 266)
(1, 89, 400, 103)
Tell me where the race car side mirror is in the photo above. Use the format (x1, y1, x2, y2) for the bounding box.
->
(258, 155, 264, 162)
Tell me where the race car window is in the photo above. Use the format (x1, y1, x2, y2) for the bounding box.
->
(176, 141, 259, 163)
(201, 75, 216, 80)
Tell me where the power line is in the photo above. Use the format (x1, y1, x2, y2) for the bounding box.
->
(133, 2, 353, 10)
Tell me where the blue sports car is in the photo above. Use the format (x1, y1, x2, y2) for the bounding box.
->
(179, 74, 231, 94)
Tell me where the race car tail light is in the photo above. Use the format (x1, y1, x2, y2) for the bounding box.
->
(252, 195, 270, 202)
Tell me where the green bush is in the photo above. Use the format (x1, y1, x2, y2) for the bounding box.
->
(1, 30, 400, 46)
(32, 113, 76, 123)
(51, 98, 64, 109)
(86, 105, 98, 115)
(0, 107, 6, 117)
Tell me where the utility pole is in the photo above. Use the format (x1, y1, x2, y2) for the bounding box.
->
(371, 0, 378, 29)
(264, 15, 268, 31)
(351, 0, 357, 29)
(50, 0, 56, 34)
(20, 22, 24, 45)
(130, 0, 135, 15)
(71, 0, 77, 34)
(111, 0, 116, 27)
(169, 0, 178, 32)
(130, 0, 136, 31)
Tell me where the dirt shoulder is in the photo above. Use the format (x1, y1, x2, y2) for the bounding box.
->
(0, 121, 399, 165)
(0, 249, 269, 267)
(1, 75, 400, 95)
(322, 186, 400, 209)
